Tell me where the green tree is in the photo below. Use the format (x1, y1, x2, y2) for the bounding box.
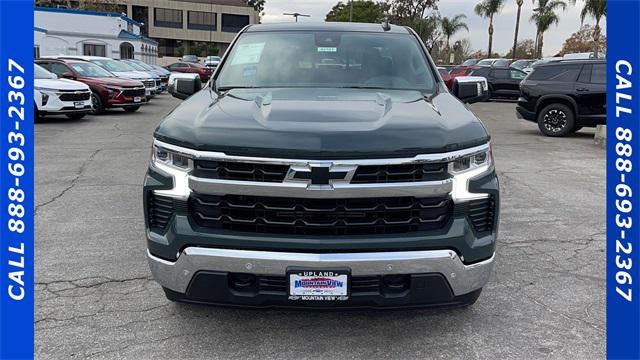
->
(247, 0, 265, 12)
(530, 0, 567, 58)
(505, 38, 535, 58)
(559, 24, 606, 55)
(325, 1, 390, 23)
(391, 0, 438, 21)
(571, 0, 606, 57)
(474, 0, 506, 57)
(440, 15, 468, 63)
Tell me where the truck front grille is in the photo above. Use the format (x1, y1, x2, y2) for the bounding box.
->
(143, 80, 156, 88)
(351, 163, 449, 183)
(189, 193, 453, 235)
(193, 160, 289, 182)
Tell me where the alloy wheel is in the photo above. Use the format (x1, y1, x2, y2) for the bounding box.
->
(543, 109, 567, 133)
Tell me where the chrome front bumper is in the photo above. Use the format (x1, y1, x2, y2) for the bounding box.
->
(148, 248, 495, 297)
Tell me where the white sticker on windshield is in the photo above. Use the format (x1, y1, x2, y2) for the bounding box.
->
(231, 42, 266, 65)
(317, 47, 337, 53)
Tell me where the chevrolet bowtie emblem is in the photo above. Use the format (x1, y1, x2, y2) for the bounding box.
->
(287, 163, 354, 187)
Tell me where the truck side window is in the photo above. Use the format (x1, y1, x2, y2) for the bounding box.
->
(590, 64, 606, 84)
(577, 64, 592, 83)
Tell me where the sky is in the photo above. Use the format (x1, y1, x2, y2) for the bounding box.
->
(260, 0, 607, 57)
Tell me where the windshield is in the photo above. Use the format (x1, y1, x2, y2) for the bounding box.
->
(216, 31, 436, 92)
(510, 60, 530, 69)
(476, 59, 494, 66)
(128, 61, 154, 71)
(462, 59, 478, 66)
(70, 62, 115, 77)
(91, 59, 135, 72)
(35, 64, 57, 79)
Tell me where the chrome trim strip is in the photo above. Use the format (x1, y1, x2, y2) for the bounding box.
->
(189, 176, 452, 198)
(147, 248, 495, 296)
(154, 139, 490, 166)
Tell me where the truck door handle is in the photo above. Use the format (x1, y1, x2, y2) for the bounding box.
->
(576, 88, 589, 92)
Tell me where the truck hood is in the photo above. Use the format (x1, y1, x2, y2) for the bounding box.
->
(155, 87, 490, 159)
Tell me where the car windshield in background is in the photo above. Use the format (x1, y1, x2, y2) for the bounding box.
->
(510, 60, 532, 69)
(216, 31, 436, 92)
(123, 61, 146, 71)
(70, 62, 115, 77)
(493, 59, 510, 67)
(35, 64, 57, 79)
(92, 59, 135, 72)
(462, 59, 478, 66)
(476, 59, 494, 66)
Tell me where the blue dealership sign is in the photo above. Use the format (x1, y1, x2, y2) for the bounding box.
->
(0, 0, 35, 359)
(607, 0, 640, 358)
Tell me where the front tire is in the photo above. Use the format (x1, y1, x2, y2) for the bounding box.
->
(124, 106, 140, 113)
(91, 92, 104, 114)
(537, 103, 575, 137)
(66, 113, 86, 120)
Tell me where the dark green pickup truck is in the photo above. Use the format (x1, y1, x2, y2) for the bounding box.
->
(144, 22, 498, 309)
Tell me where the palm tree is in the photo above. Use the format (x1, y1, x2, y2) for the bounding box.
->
(530, 0, 567, 58)
(512, 0, 525, 59)
(571, 0, 606, 57)
(440, 14, 469, 63)
(474, 0, 506, 57)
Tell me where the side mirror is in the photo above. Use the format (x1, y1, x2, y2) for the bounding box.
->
(168, 73, 202, 100)
(60, 72, 75, 80)
(452, 76, 489, 104)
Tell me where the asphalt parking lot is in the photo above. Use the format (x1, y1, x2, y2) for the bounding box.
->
(35, 95, 605, 359)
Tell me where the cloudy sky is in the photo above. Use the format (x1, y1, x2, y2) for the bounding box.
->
(261, 0, 606, 57)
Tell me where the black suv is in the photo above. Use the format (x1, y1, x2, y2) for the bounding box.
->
(469, 66, 528, 99)
(516, 59, 606, 136)
(145, 22, 498, 309)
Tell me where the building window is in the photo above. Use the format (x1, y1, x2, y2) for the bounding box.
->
(188, 11, 216, 31)
(154, 8, 183, 29)
(83, 44, 106, 57)
(221, 14, 249, 33)
(132, 6, 149, 36)
(120, 42, 134, 59)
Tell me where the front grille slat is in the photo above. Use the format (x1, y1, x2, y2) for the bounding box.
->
(352, 163, 449, 183)
(467, 196, 496, 233)
(148, 195, 176, 230)
(193, 160, 290, 182)
(190, 194, 453, 236)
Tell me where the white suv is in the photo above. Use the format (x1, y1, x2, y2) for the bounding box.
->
(35, 64, 92, 120)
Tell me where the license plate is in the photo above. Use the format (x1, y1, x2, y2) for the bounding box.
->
(74, 101, 84, 109)
(134, 96, 141, 103)
(288, 269, 349, 301)
(145, 90, 151, 96)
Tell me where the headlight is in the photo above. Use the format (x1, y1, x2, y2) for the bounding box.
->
(152, 144, 191, 170)
(449, 145, 492, 175)
(105, 87, 122, 97)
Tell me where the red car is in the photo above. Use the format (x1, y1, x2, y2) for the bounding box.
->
(166, 62, 213, 82)
(36, 58, 147, 114)
(444, 66, 477, 90)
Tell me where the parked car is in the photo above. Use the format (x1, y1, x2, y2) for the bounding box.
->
(516, 59, 606, 136)
(121, 59, 168, 93)
(437, 66, 454, 88)
(56, 56, 158, 98)
(34, 64, 92, 120)
(510, 59, 536, 72)
(204, 56, 221, 68)
(461, 58, 480, 66)
(445, 66, 477, 90)
(166, 61, 213, 82)
(562, 52, 605, 60)
(468, 66, 528, 99)
(181, 55, 199, 63)
(36, 58, 146, 114)
(146, 22, 497, 309)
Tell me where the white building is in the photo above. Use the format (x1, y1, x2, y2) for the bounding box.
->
(35, 7, 158, 64)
